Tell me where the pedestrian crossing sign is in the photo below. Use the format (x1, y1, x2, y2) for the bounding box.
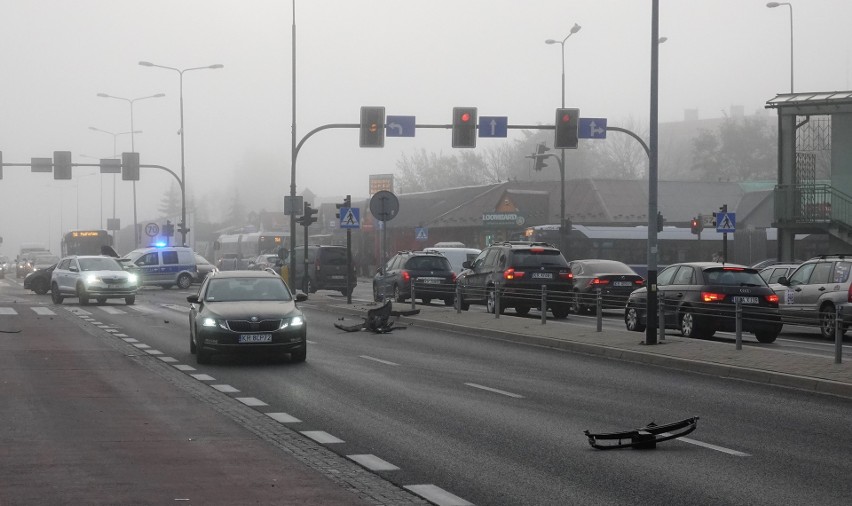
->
(415, 227, 428, 241)
(339, 207, 360, 229)
(716, 212, 735, 233)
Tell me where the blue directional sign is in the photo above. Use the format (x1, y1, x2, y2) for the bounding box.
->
(386, 115, 415, 137)
(716, 212, 736, 233)
(578, 118, 607, 139)
(478, 116, 508, 138)
(339, 207, 361, 229)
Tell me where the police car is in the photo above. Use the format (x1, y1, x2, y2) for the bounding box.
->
(121, 245, 198, 289)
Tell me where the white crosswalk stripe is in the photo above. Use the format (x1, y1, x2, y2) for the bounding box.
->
(32, 307, 56, 316)
(99, 306, 127, 315)
(0, 307, 18, 315)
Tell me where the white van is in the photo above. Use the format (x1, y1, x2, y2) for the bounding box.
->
(122, 246, 197, 289)
(423, 247, 481, 276)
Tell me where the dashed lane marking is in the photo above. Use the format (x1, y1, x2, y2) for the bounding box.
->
(31, 307, 56, 316)
(144, 349, 163, 355)
(236, 397, 268, 407)
(190, 374, 215, 381)
(301, 431, 345, 444)
(347, 454, 400, 472)
(211, 384, 239, 393)
(464, 382, 524, 399)
(173, 364, 196, 371)
(158, 356, 179, 363)
(360, 355, 400, 366)
(0, 308, 18, 315)
(266, 412, 302, 423)
(665, 434, 751, 457)
(404, 484, 473, 506)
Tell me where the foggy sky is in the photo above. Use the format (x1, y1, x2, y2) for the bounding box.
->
(1, 0, 850, 256)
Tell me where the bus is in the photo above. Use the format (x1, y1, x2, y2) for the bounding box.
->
(212, 231, 288, 269)
(61, 229, 113, 256)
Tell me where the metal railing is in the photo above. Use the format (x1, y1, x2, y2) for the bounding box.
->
(774, 184, 852, 229)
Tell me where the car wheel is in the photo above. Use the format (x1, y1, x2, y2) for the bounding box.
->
(551, 304, 570, 319)
(76, 284, 89, 306)
(393, 284, 405, 303)
(290, 347, 307, 363)
(421, 298, 432, 305)
(51, 283, 63, 304)
(755, 328, 780, 343)
(625, 304, 646, 332)
(33, 279, 49, 295)
(818, 306, 845, 339)
(96, 297, 107, 305)
(486, 286, 497, 314)
(125, 296, 135, 305)
(515, 305, 530, 316)
(177, 273, 192, 290)
(680, 309, 711, 339)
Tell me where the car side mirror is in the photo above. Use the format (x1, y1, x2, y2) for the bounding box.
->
(462, 261, 471, 269)
(777, 276, 789, 286)
(187, 294, 199, 303)
(69, 266, 78, 273)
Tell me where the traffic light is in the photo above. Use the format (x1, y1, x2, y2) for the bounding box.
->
(690, 217, 703, 235)
(300, 202, 318, 227)
(532, 143, 550, 171)
(657, 211, 665, 232)
(452, 107, 477, 148)
(163, 220, 174, 237)
(53, 151, 72, 180)
(554, 107, 580, 149)
(122, 152, 140, 181)
(359, 106, 385, 148)
(335, 194, 352, 219)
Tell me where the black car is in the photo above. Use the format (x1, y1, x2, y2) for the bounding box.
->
(283, 245, 356, 296)
(373, 250, 456, 305)
(624, 262, 783, 343)
(187, 270, 308, 364)
(457, 242, 573, 318)
(568, 259, 645, 314)
(24, 263, 57, 295)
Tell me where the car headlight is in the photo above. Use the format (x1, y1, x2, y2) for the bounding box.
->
(127, 273, 138, 284)
(280, 315, 305, 329)
(202, 317, 228, 330)
(85, 274, 99, 284)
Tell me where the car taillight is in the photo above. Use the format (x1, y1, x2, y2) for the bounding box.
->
(402, 270, 410, 282)
(701, 291, 725, 302)
(451, 272, 457, 282)
(558, 271, 573, 280)
(765, 294, 779, 304)
(635, 279, 645, 285)
(848, 283, 852, 303)
(504, 268, 525, 280)
(589, 278, 610, 287)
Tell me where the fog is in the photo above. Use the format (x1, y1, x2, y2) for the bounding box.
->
(1, 0, 850, 256)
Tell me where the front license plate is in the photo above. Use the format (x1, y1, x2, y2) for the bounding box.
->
(531, 272, 553, 279)
(731, 296, 759, 304)
(613, 281, 633, 287)
(239, 334, 272, 343)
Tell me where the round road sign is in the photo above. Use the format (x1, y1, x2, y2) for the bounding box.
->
(145, 222, 160, 237)
(369, 190, 399, 222)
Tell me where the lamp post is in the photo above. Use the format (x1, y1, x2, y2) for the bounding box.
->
(545, 22, 581, 253)
(96, 92, 165, 248)
(88, 127, 141, 240)
(766, 2, 794, 93)
(138, 61, 224, 247)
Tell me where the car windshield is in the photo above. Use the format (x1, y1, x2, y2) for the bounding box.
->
(704, 267, 765, 286)
(513, 250, 569, 268)
(78, 257, 122, 271)
(406, 256, 451, 271)
(204, 277, 293, 302)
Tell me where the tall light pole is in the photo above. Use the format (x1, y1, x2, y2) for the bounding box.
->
(767, 2, 794, 93)
(96, 92, 165, 248)
(545, 22, 581, 253)
(138, 61, 224, 247)
(88, 127, 141, 240)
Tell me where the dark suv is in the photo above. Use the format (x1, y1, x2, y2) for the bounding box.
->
(284, 245, 356, 296)
(373, 251, 456, 305)
(457, 242, 573, 318)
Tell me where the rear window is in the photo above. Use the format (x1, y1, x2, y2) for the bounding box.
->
(704, 268, 765, 286)
(320, 248, 347, 265)
(512, 250, 569, 268)
(405, 256, 452, 271)
(585, 261, 636, 274)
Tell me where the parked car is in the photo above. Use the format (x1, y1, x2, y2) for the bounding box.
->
(567, 259, 645, 314)
(24, 263, 57, 294)
(194, 254, 218, 283)
(187, 270, 308, 364)
(457, 241, 573, 318)
(759, 263, 799, 284)
(50, 255, 139, 305)
(373, 250, 456, 305)
(422, 246, 481, 276)
(282, 245, 356, 296)
(769, 255, 852, 339)
(624, 262, 782, 343)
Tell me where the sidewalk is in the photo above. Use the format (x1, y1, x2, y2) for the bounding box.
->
(323, 297, 852, 400)
(0, 303, 422, 505)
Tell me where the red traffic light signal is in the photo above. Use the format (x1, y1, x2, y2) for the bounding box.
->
(452, 107, 477, 148)
(690, 217, 703, 235)
(554, 107, 580, 149)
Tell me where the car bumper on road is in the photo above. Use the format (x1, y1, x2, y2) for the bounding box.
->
(197, 328, 307, 355)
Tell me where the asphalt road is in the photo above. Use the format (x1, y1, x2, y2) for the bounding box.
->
(2, 278, 851, 505)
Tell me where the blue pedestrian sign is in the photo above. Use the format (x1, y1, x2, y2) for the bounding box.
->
(386, 115, 416, 137)
(339, 207, 360, 229)
(578, 118, 607, 139)
(415, 227, 428, 241)
(478, 116, 508, 138)
(716, 212, 736, 233)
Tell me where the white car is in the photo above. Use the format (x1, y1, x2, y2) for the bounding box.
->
(51, 255, 139, 305)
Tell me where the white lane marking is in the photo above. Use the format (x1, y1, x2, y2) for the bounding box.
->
(158, 356, 178, 363)
(103, 329, 118, 333)
(100, 306, 126, 315)
(360, 355, 400, 366)
(664, 434, 751, 457)
(464, 382, 524, 399)
(267, 412, 302, 423)
(132, 343, 151, 349)
(306, 339, 317, 344)
(347, 454, 400, 472)
(144, 349, 163, 355)
(32, 307, 56, 315)
(173, 364, 196, 371)
(90, 321, 103, 325)
(122, 338, 139, 343)
(128, 305, 158, 314)
(404, 484, 473, 506)
(114, 333, 128, 337)
(190, 374, 215, 381)
(211, 384, 239, 393)
(64, 308, 92, 316)
(161, 303, 190, 313)
(301, 431, 344, 444)
(236, 397, 268, 407)
(0, 308, 18, 315)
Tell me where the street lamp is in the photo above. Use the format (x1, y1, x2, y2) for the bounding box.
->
(545, 22, 581, 254)
(88, 127, 141, 240)
(97, 92, 165, 248)
(767, 2, 794, 93)
(138, 61, 224, 247)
